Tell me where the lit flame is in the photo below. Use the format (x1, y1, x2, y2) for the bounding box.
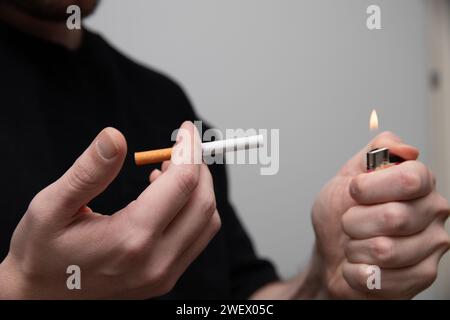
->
(369, 109, 379, 131)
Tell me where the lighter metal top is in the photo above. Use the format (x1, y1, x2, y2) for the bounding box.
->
(367, 147, 390, 171)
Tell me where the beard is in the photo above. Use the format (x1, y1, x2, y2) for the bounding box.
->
(0, 0, 100, 21)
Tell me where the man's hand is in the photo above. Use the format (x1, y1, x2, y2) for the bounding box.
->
(0, 122, 221, 299)
(311, 131, 450, 299)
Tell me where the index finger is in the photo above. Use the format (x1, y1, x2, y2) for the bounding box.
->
(349, 160, 434, 205)
(127, 121, 203, 232)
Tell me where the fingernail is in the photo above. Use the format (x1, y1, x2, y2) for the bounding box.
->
(96, 129, 118, 160)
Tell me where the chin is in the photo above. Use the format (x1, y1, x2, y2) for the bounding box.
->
(4, 0, 100, 21)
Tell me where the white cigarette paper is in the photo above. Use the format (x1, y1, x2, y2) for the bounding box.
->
(202, 135, 264, 156)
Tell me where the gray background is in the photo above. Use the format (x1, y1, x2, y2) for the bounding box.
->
(86, 0, 440, 298)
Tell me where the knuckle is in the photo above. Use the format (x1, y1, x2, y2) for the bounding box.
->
(341, 263, 368, 292)
(24, 199, 43, 227)
(26, 190, 55, 226)
(175, 167, 199, 196)
(121, 236, 149, 260)
(399, 167, 422, 197)
(423, 164, 434, 184)
(210, 212, 222, 234)
(437, 229, 450, 251)
(424, 166, 434, 191)
(435, 195, 450, 219)
(200, 193, 217, 219)
(422, 262, 438, 287)
(350, 176, 363, 199)
(370, 237, 394, 265)
(381, 203, 409, 233)
(430, 171, 437, 188)
(67, 160, 97, 193)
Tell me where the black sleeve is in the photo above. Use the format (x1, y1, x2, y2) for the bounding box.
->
(208, 161, 280, 299)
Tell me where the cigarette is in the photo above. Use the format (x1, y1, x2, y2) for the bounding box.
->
(135, 134, 264, 166)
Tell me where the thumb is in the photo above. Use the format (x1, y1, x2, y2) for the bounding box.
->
(368, 131, 419, 161)
(32, 128, 127, 220)
(341, 131, 419, 176)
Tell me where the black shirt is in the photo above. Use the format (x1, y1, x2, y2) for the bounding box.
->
(0, 22, 278, 299)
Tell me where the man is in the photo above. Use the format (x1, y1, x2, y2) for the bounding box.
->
(0, 0, 448, 299)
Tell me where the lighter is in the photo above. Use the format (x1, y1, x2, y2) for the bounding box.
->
(366, 148, 403, 172)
